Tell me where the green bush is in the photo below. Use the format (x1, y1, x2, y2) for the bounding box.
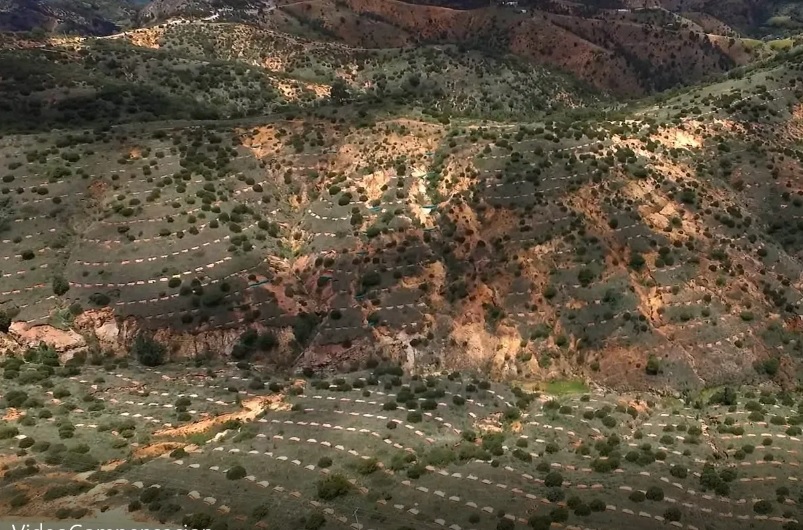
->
(645, 355, 661, 375)
(89, 292, 110, 306)
(577, 267, 595, 286)
(629, 490, 646, 502)
(52, 275, 70, 296)
(31, 441, 50, 452)
(304, 512, 326, 530)
(140, 487, 161, 504)
(182, 513, 212, 529)
(61, 452, 100, 473)
(544, 471, 563, 487)
(421, 399, 437, 411)
(406, 463, 426, 479)
(53, 387, 71, 399)
(503, 407, 521, 421)
(407, 411, 422, 423)
(355, 458, 379, 475)
(753, 500, 773, 514)
(45, 482, 90, 500)
(424, 446, 456, 467)
(645, 486, 664, 501)
(5, 390, 28, 408)
(316, 474, 351, 500)
(226, 465, 246, 480)
(589, 498, 606, 512)
(132, 334, 166, 367)
(251, 504, 270, 520)
(546, 488, 565, 502)
(550, 507, 569, 522)
(528, 515, 552, 530)
(629, 253, 646, 270)
(601, 415, 617, 428)
(0, 424, 20, 439)
(755, 357, 780, 376)
(497, 519, 515, 530)
(663, 506, 682, 522)
(9, 493, 29, 508)
(670, 465, 687, 478)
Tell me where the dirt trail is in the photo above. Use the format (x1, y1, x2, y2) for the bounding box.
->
(152, 390, 296, 438)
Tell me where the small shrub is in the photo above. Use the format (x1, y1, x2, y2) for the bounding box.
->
(10, 493, 29, 508)
(226, 465, 246, 480)
(305, 512, 326, 530)
(663, 506, 682, 522)
(407, 411, 422, 423)
(132, 334, 166, 367)
(544, 471, 563, 487)
(356, 458, 379, 475)
(753, 500, 773, 514)
(316, 474, 351, 500)
(645, 486, 664, 501)
(629, 490, 646, 503)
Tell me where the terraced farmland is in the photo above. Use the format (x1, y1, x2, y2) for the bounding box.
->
(4, 3, 803, 529)
(1, 50, 803, 390)
(0, 351, 801, 529)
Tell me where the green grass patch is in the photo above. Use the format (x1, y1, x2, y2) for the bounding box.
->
(741, 39, 764, 51)
(543, 379, 589, 395)
(768, 38, 794, 51)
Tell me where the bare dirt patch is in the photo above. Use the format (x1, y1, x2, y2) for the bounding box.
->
(3, 408, 23, 421)
(132, 442, 185, 459)
(152, 392, 295, 438)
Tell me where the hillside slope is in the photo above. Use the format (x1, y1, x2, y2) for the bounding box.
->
(268, 0, 748, 95)
(2, 25, 803, 390)
(0, 0, 140, 34)
(130, 0, 763, 96)
(655, 0, 803, 36)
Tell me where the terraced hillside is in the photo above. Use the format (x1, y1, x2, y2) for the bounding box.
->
(260, 0, 748, 95)
(116, 21, 602, 120)
(0, 29, 600, 130)
(2, 28, 803, 389)
(131, 0, 780, 95)
(2, 6, 803, 530)
(0, 352, 802, 529)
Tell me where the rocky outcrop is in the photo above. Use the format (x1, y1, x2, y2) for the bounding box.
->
(7, 321, 86, 352)
(2, 310, 249, 363)
(73, 310, 249, 360)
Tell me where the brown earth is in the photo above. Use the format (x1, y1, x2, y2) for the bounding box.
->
(152, 391, 295, 438)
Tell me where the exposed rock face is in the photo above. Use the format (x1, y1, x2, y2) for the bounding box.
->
(7, 321, 86, 352)
(73, 310, 250, 360)
(1, 310, 247, 364)
(74, 309, 122, 353)
(150, 325, 244, 361)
